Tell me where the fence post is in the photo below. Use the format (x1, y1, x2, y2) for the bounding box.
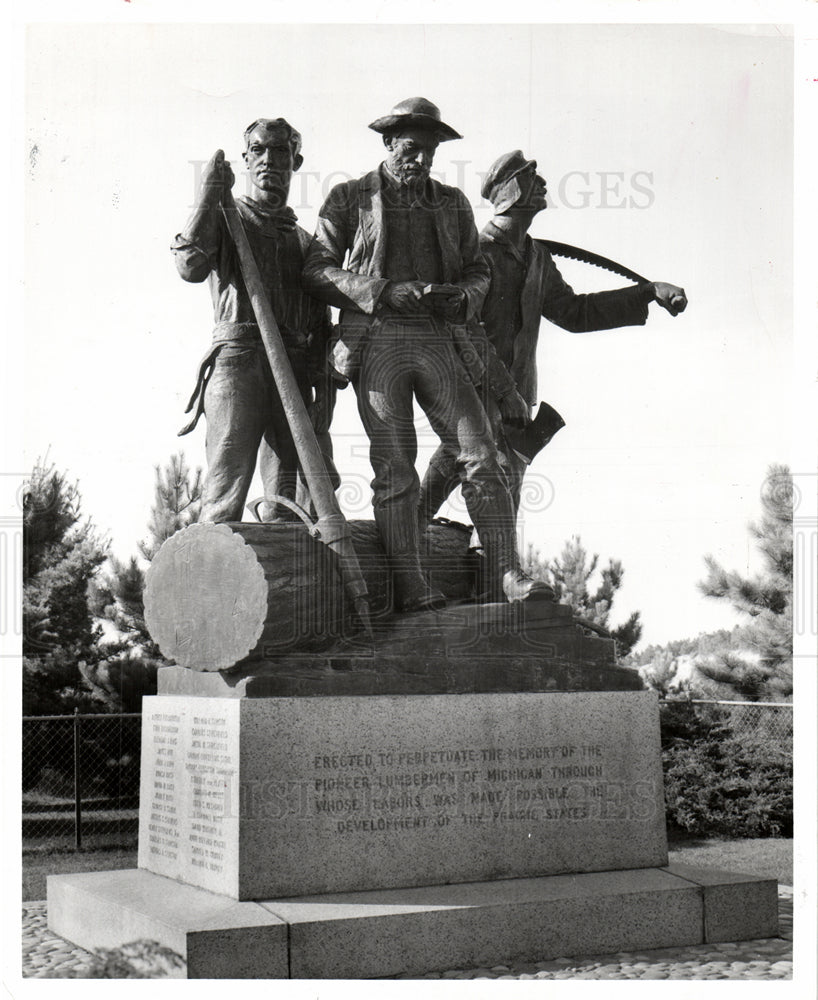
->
(73, 708, 82, 850)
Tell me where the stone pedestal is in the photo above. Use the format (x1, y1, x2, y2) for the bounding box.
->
(136, 691, 667, 900)
(47, 687, 779, 977)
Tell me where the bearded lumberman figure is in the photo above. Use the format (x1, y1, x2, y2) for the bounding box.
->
(420, 149, 688, 520)
(303, 98, 551, 611)
(172, 118, 336, 523)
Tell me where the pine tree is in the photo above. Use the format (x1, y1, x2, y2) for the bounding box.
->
(525, 535, 643, 657)
(90, 453, 203, 708)
(139, 452, 202, 561)
(637, 648, 684, 697)
(95, 453, 202, 645)
(23, 460, 109, 714)
(92, 555, 162, 662)
(694, 464, 793, 701)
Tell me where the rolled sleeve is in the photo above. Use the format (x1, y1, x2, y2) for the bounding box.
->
(302, 184, 390, 314)
(170, 233, 215, 283)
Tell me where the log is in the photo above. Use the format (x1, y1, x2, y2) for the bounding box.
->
(143, 520, 479, 671)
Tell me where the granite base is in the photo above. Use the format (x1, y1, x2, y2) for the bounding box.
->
(47, 865, 779, 979)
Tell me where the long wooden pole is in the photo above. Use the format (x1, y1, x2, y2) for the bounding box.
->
(221, 191, 371, 636)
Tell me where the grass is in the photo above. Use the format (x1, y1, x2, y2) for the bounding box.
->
(24, 842, 138, 901)
(667, 831, 793, 885)
(23, 834, 793, 901)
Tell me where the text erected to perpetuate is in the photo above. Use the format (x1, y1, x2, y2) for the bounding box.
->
(235, 741, 654, 833)
(311, 745, 607, 831)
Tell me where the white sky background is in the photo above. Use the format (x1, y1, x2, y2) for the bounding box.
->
(24, 21, 794, 649)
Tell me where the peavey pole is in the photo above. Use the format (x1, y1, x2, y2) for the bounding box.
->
(220, 188, 372, 637)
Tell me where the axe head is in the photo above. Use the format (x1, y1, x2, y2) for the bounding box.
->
(504, 401, 566, 465)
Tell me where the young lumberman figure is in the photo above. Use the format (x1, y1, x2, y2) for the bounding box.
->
(172, 118, 336, 523)
(420, 149, 688, 520)
(303, 99, 552, 611)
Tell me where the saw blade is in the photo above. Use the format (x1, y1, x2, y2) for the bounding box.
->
(537, 239, 649, 285)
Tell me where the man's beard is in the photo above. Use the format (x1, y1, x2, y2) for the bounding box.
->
(389, 159, 430, 189)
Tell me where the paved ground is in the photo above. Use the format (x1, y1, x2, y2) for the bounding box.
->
(22, 887, 792, 979)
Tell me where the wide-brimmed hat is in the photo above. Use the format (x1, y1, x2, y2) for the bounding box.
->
(368, 97, 462, 141)
(481, 149, 537, 213)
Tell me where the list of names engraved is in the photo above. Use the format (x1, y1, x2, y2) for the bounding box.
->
(184, 713, 235, 875)
(146, 712, 181, 861)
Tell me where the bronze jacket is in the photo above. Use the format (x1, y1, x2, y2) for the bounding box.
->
(481, 222, 654, 407)
(303, 166, 510, 392)
(171, 198, 331, 434)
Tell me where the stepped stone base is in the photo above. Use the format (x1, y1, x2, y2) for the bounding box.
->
(157, 600, 635, 698)
(47, 865, 778, 979)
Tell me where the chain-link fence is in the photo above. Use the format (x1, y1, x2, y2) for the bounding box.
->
(695, 699, 792, 743)
(659, 698, 793, 746)
(21, 701, 793, 851)
(23, 712, 142, 850)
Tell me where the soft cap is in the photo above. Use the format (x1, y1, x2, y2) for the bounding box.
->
(481, 149, 537, 214)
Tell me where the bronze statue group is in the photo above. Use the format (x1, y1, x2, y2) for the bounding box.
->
(172, 98, 687, 614)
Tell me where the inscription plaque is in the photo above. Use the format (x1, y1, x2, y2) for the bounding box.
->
(301, 741, 632, 832)
(138, 703, 240, 895)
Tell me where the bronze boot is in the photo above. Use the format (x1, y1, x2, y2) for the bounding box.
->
(464, 479, 555, 604)
(417, 461, 458, 531)
(375, 503, 447, 612)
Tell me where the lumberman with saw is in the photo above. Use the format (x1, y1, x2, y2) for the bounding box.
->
(172, 117, 337, 523)
(303, 99, 552, 611)
(419, 150, 687, 522)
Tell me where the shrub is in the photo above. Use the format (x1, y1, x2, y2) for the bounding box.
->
(52, 940, 185, 978)
(660, 703, 792, 838)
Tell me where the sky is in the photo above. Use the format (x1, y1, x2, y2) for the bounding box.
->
(20, 19, 798, 651)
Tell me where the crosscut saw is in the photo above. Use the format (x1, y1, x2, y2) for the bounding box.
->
(537, 239, 650, 284)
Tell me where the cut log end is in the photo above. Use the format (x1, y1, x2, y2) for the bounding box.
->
(144, 522, 269, 671)
(144, 519, 479, 671)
